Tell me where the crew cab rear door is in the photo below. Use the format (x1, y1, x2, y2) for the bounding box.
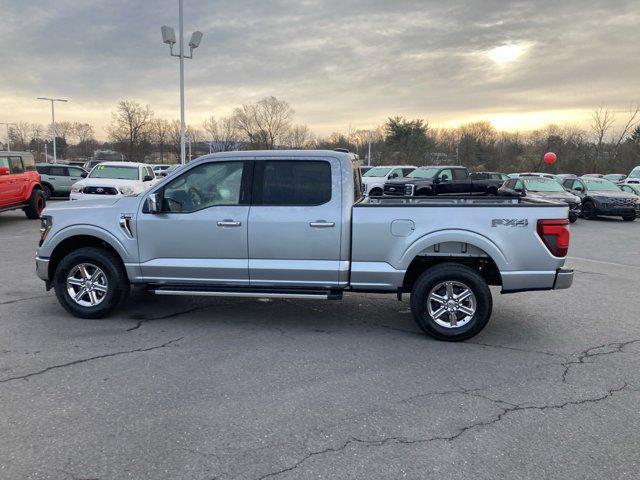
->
(248, 157, 343, 288)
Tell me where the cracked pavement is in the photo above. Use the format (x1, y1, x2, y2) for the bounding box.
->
(1, 203, 640, 479)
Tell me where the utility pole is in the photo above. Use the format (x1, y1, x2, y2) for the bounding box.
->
(0, 122, 16, 152)
(161, 0, 203, 165)
(37, 97, 68, 163)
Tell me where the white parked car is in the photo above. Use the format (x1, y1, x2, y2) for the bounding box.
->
(362, 165, 416, 196)
(70, 162, 158, 201)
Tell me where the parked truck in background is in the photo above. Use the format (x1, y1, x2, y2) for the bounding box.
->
(383, 166, 505, 196)
(0, 151, 46, 219)
(35, 150, 573, 341)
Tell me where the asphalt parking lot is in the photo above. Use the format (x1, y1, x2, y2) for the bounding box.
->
(1, 201, 640, 480)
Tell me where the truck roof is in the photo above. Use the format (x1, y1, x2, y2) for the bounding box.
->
(203, 149, 358, 161)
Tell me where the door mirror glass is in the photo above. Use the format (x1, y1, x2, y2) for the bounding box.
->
(143, 174, 154, 182)
(145, 193, 161, 214)
(81, 172, 88, 178)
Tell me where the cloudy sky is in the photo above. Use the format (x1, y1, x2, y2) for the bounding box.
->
(1, 0, 639, 139)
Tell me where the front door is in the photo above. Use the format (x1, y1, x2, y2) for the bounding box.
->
(66, 166, 86, 193)
(248, 158, 343, 288)
(137, 160, 251, 285)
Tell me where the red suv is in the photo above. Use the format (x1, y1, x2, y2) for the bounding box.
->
(0, 152, 46, 219)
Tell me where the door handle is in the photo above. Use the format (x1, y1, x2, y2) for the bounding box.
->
(217, 220, 242, 227)
(309, 221, 335, 228)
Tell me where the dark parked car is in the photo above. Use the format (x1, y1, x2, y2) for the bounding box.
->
(562, 177, 639, 221)
(499, 176, 581, 222)
(383, 166, 504, 196)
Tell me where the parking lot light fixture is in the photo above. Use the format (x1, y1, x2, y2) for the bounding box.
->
(36, 97, 68, 163)
(161, 0, 203, 165)
(0, 122, 17, 152)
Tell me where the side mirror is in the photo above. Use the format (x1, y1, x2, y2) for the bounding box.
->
(81, 172, 88, 178)
(0, 167, 9, 176)
(143, 175, 154, 182)
(574, 186, 583, 192)
(145, 193, 161, 214)
(440, 177, 449, 182)
(514, 187, 523, 194)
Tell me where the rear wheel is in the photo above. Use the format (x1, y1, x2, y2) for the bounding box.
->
(568, 212, 578, 223)
(24, 190, 46, 219)
(622, 214, 636, 222)
(369, 188, 383, 197)
(410, 263, 492, 341)
(53, 247, 130, 318)
(581, 201, 596, 220)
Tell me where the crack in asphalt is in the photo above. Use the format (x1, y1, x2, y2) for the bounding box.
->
(126, 305, 215, 331)
(466, 341, 567, 359)
(0, 337, 184, 384)
(255, 383, 628, 479)
(561, 339, 640, 383)
(0, 294, 53, 305)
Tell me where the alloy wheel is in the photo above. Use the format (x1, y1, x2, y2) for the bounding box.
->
(426, 281, 476, 328)
(66, 263, 109, 307)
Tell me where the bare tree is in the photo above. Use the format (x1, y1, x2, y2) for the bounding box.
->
(611, 105, 640, 160)
(151, 119, 171, 162)
(52, 120, 74, 140)
(286, 124, 314, 149)
(8, 122, 32, 150)
(591, 107, 615, 170)
(232, 96, 294, 149)
(202, 116, 239, 152)
(107, 100, 154, 161)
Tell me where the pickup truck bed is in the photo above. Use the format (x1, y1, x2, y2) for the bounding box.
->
(35, 150, 573, 341)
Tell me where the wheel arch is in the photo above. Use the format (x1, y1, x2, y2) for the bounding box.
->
(399, 231, 507, 291)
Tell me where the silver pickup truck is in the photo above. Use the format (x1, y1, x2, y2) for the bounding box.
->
(35, 150, 573, 341)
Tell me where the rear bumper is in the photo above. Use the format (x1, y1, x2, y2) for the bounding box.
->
(501, 268, 573, 293)
(553, 268, 574, 289)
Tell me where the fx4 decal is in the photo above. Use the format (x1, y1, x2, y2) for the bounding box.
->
(492, 218, 529, 227)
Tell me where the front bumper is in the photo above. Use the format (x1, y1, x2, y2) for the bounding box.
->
(35, 255, 50, 281)
(553, 268, 574, 289)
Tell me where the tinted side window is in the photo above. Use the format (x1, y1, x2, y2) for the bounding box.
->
(162, 161, 244, 213)
(259, 161, 331, 205)
(50, 166, 68, 176)
(68, 167, 85, 177)
(402, 168, 415, 176)
(8, 157, 24, 174)
(0, 156, 8, 168)
(452, 169, 467, 180)
(36, 165, 50, 174)
(438, 169, 453, 181)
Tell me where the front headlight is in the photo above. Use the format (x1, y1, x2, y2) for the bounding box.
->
(39, 215, 52, 246)
(71, 185, 82, 193)
(119, 186, 134, 195)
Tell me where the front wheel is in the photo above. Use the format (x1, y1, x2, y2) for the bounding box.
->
(410, 263, 492, 341)
(53, 247, 130, 318)
(622, 214, 636, 222)
(581, 201, 597, 220)
(569, 212, 578, 223)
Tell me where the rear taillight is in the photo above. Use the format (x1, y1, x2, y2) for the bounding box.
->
(537, 219, 570, 257)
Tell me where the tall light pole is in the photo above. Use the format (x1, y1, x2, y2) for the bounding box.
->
(37, 97, 68, 163)
(161, 0, 203, 165)
(0, 122, 16, 152)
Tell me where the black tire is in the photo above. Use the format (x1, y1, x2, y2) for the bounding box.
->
(486, 187, 497, 196)
(53, 247, 130, 319)
(622, 215, 636, 222)
(581, 201, 596, 220)
(568, 212, 578, 223)
(42, 184, 53, 199)
(410, 263, 492, 341)
(369, 188, 383, 197)
(24, 189, 46, 219)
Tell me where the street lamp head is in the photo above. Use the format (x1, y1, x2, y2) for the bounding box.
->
(189, 31, 203, 49)
(161, 25, 176, 45)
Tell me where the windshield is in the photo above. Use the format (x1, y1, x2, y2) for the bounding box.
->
(408, 167, 439, 179)
(363, 167, 392, 177)
(584, 178, 621, 191)
(629, 168, 640, 180)
(89, 165, 139, 180)
(523, 177, 564, 192)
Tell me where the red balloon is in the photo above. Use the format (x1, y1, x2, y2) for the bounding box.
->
(544, 152, 557, 164)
